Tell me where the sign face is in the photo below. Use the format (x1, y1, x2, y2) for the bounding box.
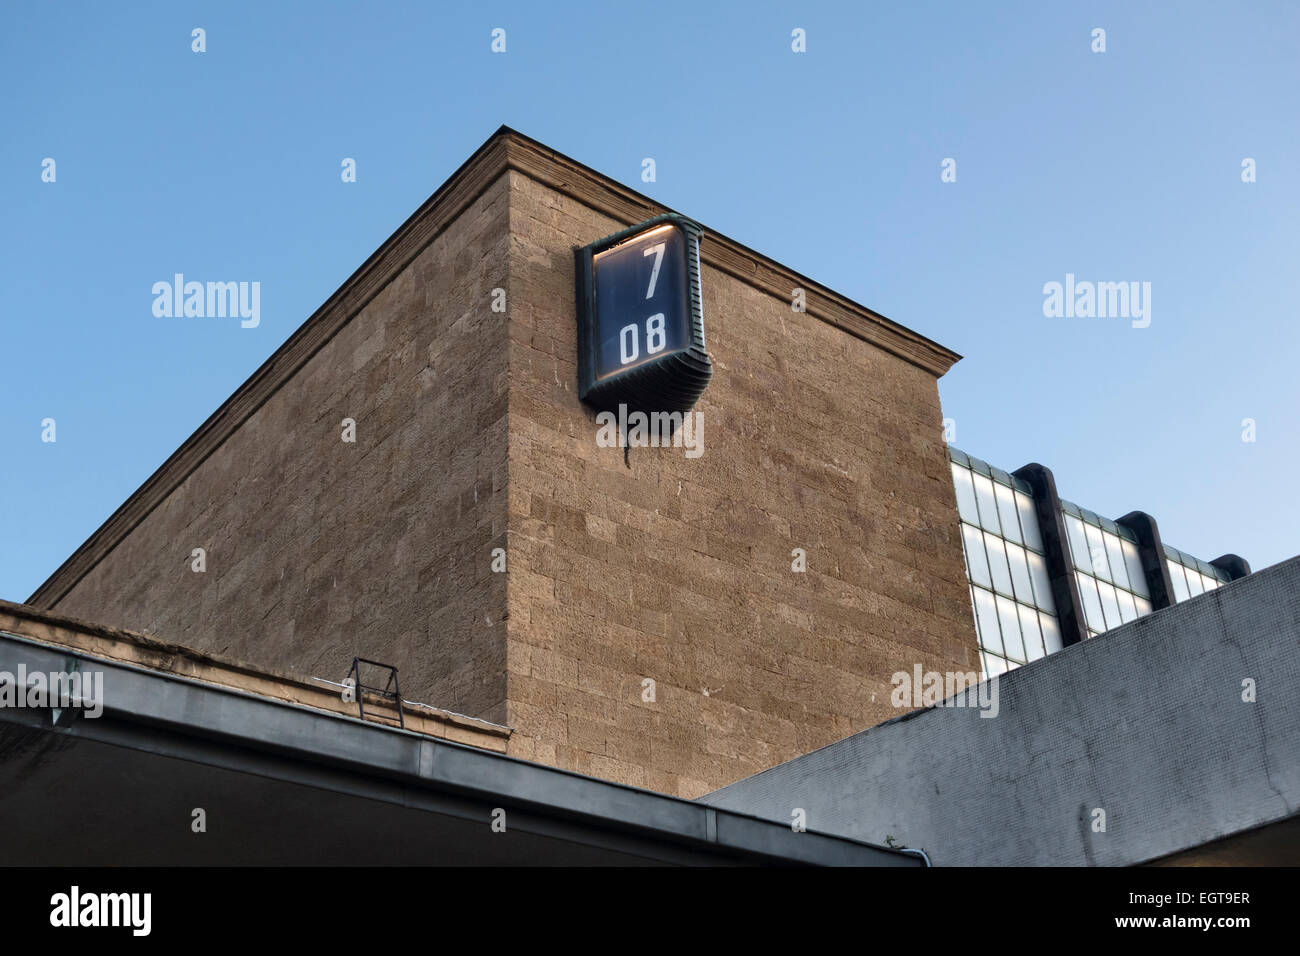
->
(575, 215, 712, 415)
(592, 223, 690, 381)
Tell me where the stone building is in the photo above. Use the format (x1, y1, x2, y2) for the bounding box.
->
(6, 128, 1294, 866)
(28, 126, 974, 799)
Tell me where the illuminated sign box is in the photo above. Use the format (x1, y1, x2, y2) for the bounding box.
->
(575, 214, 713, 415)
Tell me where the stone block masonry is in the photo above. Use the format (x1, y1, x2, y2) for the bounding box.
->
(503, 167, 974, 796)
(31, 128, 976, 797)
(43, 170, 513, 725)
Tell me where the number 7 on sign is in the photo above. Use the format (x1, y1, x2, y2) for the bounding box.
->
(643, 242, 666, 299)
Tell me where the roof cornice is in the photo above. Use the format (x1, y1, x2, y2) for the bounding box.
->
(28, 126, 959, 609)
(28, 131, 515, 608)
(497, 127, 960, 377)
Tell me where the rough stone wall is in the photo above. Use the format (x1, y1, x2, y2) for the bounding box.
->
(52, 174, 513, 723)
(41, 157, 977, 794)
(503, 170, 976, 797)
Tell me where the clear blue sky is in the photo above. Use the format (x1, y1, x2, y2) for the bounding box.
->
(2, 0, 1297, 602)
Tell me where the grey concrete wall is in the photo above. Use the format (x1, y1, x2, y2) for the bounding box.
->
(703, 555, 1300, 865)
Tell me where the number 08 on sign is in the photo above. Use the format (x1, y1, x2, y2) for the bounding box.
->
(575, 214, 713, 415)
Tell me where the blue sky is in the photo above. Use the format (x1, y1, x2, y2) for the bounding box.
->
(2, 0, 1297, 602)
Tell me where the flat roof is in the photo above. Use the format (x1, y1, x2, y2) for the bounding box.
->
(0, 611, 919, 866)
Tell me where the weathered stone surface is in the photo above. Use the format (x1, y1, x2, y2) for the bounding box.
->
(40, 131, 977, 797)
(52, 175, 512, 724)
(502, 170, 974, 796)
